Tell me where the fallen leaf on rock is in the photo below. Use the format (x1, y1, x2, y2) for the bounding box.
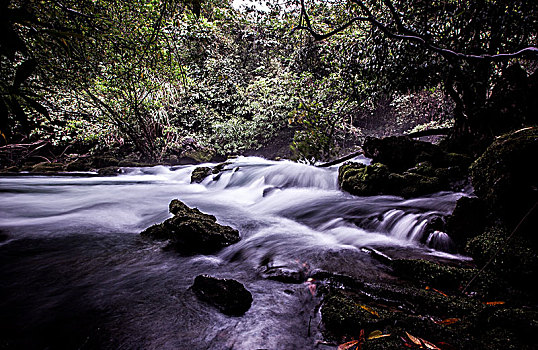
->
(484, 301, 505, 306)
(367, 330, 391, 340)
(425, 286, 448, 297)
(357, 304, 379, 317)
(337, 340, 359, 350)
(405, 332, 441, 349)
(433, 318, 460, 325)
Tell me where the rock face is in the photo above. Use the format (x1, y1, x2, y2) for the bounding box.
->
(192, 275, 252, 316)
(141, 199, 240, 254)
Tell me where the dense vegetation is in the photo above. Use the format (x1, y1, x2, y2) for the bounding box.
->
(5, 0, 534, 164)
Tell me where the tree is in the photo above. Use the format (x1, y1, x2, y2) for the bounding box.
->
(294, 0, 538, 152)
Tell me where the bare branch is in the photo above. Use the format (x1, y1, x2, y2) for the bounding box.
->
(293, 0, 538, 62)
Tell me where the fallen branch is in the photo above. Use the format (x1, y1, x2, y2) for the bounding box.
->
(317, 150, 364, 168)
(406, 127, 452, 138)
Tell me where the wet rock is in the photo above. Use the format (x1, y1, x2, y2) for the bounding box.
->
(141, 199, 240, 254)
(65, 159, 90, 171)
(191, 275, 252, 316)
(338, 162, 444, 198)
(190, 166, 212, 183)
(30, 162, 65, 173)
(445, 196, 487, 250)
(470, 127, 538, 229)
(89, 156, 119, 168)
(97, 166, 122, 176)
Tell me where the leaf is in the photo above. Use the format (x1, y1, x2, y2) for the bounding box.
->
(425, 286, 448, 297)
(367, 330, 391, 340)
(484, 301, 505, 306)
(406, 332, 422, 346)
(433, 318, 460, 325)
(337, 340, 359, 350)
(405, 332, 441, 350)
(357, 304, 379, 318)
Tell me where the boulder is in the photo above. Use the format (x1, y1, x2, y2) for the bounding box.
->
(190, 166, 212, 183)
(338, 162, 444, 198)
(445, 196, 487, 250)
(470, 127, 538, 229)
(97, 166, 122, 176)
(362, 136, 445, 173)
(191, 275, 252, 316)
(141, 199, 240, 254)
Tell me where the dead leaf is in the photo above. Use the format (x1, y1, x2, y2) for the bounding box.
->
(357, 304, 379, 317)
(433, 318, 460, 325)
(337, 340, 359, 350)
(425, 286, 448, 297)
(367, 330, 391, 340)
(484, 301, 505, 306)
(405, 332, 441, 350)
(406, 332, 422, 346)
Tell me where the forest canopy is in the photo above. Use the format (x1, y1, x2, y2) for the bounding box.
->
(1, 0, 537, 164)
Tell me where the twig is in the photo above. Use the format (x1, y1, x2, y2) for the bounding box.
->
(462, 201, 538, 294)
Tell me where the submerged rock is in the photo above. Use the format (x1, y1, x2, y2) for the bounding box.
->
(191, 275, 252, 316)
(141, 199, 240, 254)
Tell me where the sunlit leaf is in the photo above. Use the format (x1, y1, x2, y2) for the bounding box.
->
(367, 330, 391, 340)
(357, 304, 379, 317)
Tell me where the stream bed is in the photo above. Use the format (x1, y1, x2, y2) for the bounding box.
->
(0, 156, 469, 349)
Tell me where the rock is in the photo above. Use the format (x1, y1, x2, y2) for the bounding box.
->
(338, 162, 444, 198)
(89, 156, 119, 168)
(470, 127, 538, 228)
(191, 275, 252, 316)
(65, 159, 90, 171)
(445, 196, 487, 250)
(141, 199, 240, 254)
(362, 136, 445, 173)
(97, 166, 122, 176)
(465, 226, 538, 289)
(190, 166, 212, 183)
(30, 162, 65, 173)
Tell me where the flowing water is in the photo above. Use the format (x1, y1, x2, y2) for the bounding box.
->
(0, 156, 469, 349)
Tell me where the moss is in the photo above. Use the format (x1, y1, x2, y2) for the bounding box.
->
(466, 226, 538, 288)
(322, 290, 393, 336)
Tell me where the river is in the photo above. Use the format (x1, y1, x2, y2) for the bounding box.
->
(0, 156, 469, 349)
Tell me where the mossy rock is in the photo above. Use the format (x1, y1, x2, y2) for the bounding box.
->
(470, 127, 538, 227)
(338, 162, 444, 198)
(30, 162, 65, 173)
(391, 259, 501, 297)
(89, 156, 119, 168)
(191, 166, 212, 183)
(363, 136, 445, 173)
(97, 166, 122, 176)
(338, 162, 391, 196)
(322, 290, 393, 336)
(141, 199, 240, 254)
(65, 159, 90, 171)
(466, 226, 538, 288)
